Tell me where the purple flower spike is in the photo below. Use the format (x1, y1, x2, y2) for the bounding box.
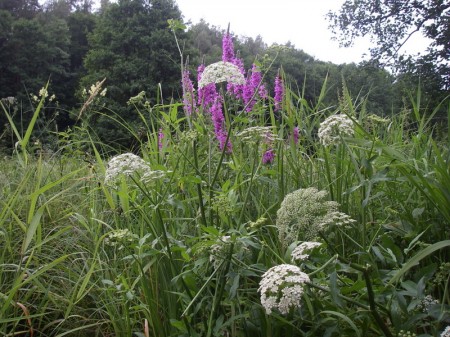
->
(222, 33, 235, 62)
(210, 96, 232, 153)
(274, 74, 284, 111)
(197, 64, 205, 82)
(198, 83, 217, 108)
(227, 55, 246, 98)
(262, 148, 275, 164)
(293, 126, 299, 144)
(182, 69, 196, 115)
(197, 63, 218, 108)
(243, 64, 266, 112)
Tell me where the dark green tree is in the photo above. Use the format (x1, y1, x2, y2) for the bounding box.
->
(186, 20, 222, 66)
(0, 0, 41, 19)
(80, 0, 185, 148)
(0, 16, 70, 100)
(0, 5, 73, 150)
(327, 0, 450, 89)
(337, 61, 397, 115)
(66, 9, 97, 105)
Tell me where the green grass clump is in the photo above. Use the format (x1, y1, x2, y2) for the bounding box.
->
(0, 72, 449, 337)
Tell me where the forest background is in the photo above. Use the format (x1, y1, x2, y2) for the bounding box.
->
(0, 0, 448, 151)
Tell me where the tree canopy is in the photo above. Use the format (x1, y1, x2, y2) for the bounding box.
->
(0, 0, 446, 152)
(80, 0, 186, 147)
(327, 0, 450, 89)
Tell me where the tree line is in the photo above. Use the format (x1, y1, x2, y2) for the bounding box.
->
(0, 0, 447, 151)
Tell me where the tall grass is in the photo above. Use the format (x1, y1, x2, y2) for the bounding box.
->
(0, 71, 449, 336)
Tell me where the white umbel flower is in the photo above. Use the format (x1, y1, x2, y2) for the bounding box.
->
(318, 114, 354, 146)
(276, 187, 339, 246)
(198, 61, 245, 88)
(441, 326, 450, 337)
(417, 295, 439, 313)
(318, 211, 356, 229)
(236, 126, 277, 143)
(291, 241, 322, 262)
(209, 235, 232, 269)
(104, 153, 151, 185)
(258, 264, 310, 315)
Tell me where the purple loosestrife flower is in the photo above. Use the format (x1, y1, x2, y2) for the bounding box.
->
(198, 83, 217, 108)
(293, 126, 299, 145)
(197, 63, 217, 108)
(182, 69, 196, 115)
(262, 128, 275, 164)
(243, 64, 266, 112)
(210, 95, 232, 153)
(228, 54, 246, 98)
(242, 75, 254, 112)
(221, 32, 249, 99)
(274, 74, 283, 111)
(262, 148, 275, 164)
(197, 64, 205, 82)
(250, 65, 267, 99)
(259, 82, 268, 99)
(197, 64, 205, 104)
(222, 33, 235, 62)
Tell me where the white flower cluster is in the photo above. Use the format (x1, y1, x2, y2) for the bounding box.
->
(104, 153, 151, 185)
(127, 91, 146, 105)
(318, 114, 354, 146)
(276, 187, 339, 246)
(89, 81, 107, 97)
(31, 87, 56, 103)
(236, 126, 277, 143)
(209, 235, 232, 269)
(82, 80, 107, 98)
(1, 96, 16, 105)
(39, 87, 49, 99)
(417, 294, 439, 313)
(104, 228, 138, 249)
(398, 330, 417, 337)
(198, 61, 245, 88)
(258, 264, 310, 315)
(318, 211, 356, 229)
(441, 326, 450, 337)
(291, 241, 322, 262)
(141, 170, 166, 183)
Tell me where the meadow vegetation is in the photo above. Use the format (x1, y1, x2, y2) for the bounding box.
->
(0, 12, 449, 337)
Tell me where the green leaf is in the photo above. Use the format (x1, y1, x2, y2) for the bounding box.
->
(21, 206, 44, 254)
(321, 310, 361, 337)
(329, 271, 343, 308)
(388, 240, 450, 285)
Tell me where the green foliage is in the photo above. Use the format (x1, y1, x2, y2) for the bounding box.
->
(0, 8, 449, 335)
(328, 0, 449, 90)
(1, 57, 449, 336)
(0, 0, 41, 19)
(0, 0, 446, 154)
(79, 0, 186, 147)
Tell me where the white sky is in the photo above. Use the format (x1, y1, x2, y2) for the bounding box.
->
(175, 0, 430, 65)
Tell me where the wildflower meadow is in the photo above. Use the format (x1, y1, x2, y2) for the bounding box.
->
(0, 27, 449, 337)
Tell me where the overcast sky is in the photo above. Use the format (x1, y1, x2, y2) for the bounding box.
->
(175, 0, 429, 65)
